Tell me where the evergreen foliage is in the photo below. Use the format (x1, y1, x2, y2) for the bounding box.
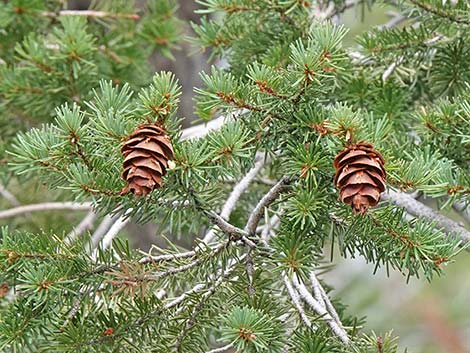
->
(0, 0, 469, 352)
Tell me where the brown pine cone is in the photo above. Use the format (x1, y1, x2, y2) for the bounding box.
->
(334, 143, 386, 214)
(120, 123, 174, 196)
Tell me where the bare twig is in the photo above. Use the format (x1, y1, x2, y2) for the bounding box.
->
(0, 202, 92, 220)
(382, 55, 404, 81)
(140, 249, 196, 264)
(325, 0, 359, 20)
(206, 211, 251, 243)
(452, 201, 470, 225)
(292, 275, 350, 344)
(64, 211, 98, 245)
(379, 12, 409, 30)
(144, 242, 228, 281)
(0, 184, 20, 207)
(203, 156, 266, 244)
(205, 343, 234, 353)
(134, 255, 243, 329)
(61, 298, 82, 330)
(382, 190, 470, 243)
(283, 274, 315, 330)
(181, 110, 243, 140)
(309, 271, 342, 325)
(40, 10, 140, 20)
(89, 214, 119, 249)
(260, 213, 280, 242)
(91, 210, 132, 260)
(245, 176, 291, 235)
(99, 213, 131, 250)
(309, 271, 326, 307)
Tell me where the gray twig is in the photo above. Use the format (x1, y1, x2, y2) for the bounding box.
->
(283, 274, 315, 330)
(91, 210, 132, 260)
(245, 176, 291, 235)
(144, 242, 228, 281)
(382, 190, 470, 243)
(0, 184, 20, 207)
(452, 201, 470, 225)
(64, 211, 98, 245)
(140, 249, 196, 264)
(0, 202, 92, 220)
(203, 155, 266, 244)
(207, 212, 248, 240)
(309, 271, 342, 325)
(205, 343, 234, 353)
(40, 10, 139, 19)
(89, 214, 120, 250)
(292, 275, 350, 344)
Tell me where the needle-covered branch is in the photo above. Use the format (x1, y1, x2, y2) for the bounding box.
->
(383, 190, 470, 243)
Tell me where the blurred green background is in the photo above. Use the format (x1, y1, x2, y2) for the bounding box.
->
(328, 251, 470, 353)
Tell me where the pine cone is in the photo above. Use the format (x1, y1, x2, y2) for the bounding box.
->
(120, 123, 174, 196)
(334, 143, 386, 214)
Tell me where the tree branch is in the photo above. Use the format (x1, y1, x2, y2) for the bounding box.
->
(91, 210, 132, 260)
(309, 271, 342, 325)
(40, 10, 140, 20)
(292, 275, 350, 344)
(0, 184, 20, 207)
(64, 211, 97, 245)
(203, 155, 266, 244)
(139, 249, 196, 264)
(206, 211, 255, 247)
(205, 343, 234, 353)
(382, 190, 470, 243)
(282, 274, 315, 330)
(144, 242, 228, 281)
(452, 201, 470, 225)
(244, 176, 291, 235)
(0, 202, 92, 220)
(407, 0, 470, 25)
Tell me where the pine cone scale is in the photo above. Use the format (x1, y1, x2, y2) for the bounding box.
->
(334, 143, 386, 214)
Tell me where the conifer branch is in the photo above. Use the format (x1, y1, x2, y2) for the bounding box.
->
(203, 156, 266, 244)
(292, 275, 350, 344)
(383, 190, 470, 243)
(0, 202, 92, 220)
(283, 274, 315, 330)
(140, 248, 198, 264)
(244, 176, 291, 236)
(206, 211, 256, 247)
(143, 242, 228, 282)
(309, 271, 342, 325)
(407, 0, 470, 25)
(40, 10, 140, 20)
(164, 255, 243, 316)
